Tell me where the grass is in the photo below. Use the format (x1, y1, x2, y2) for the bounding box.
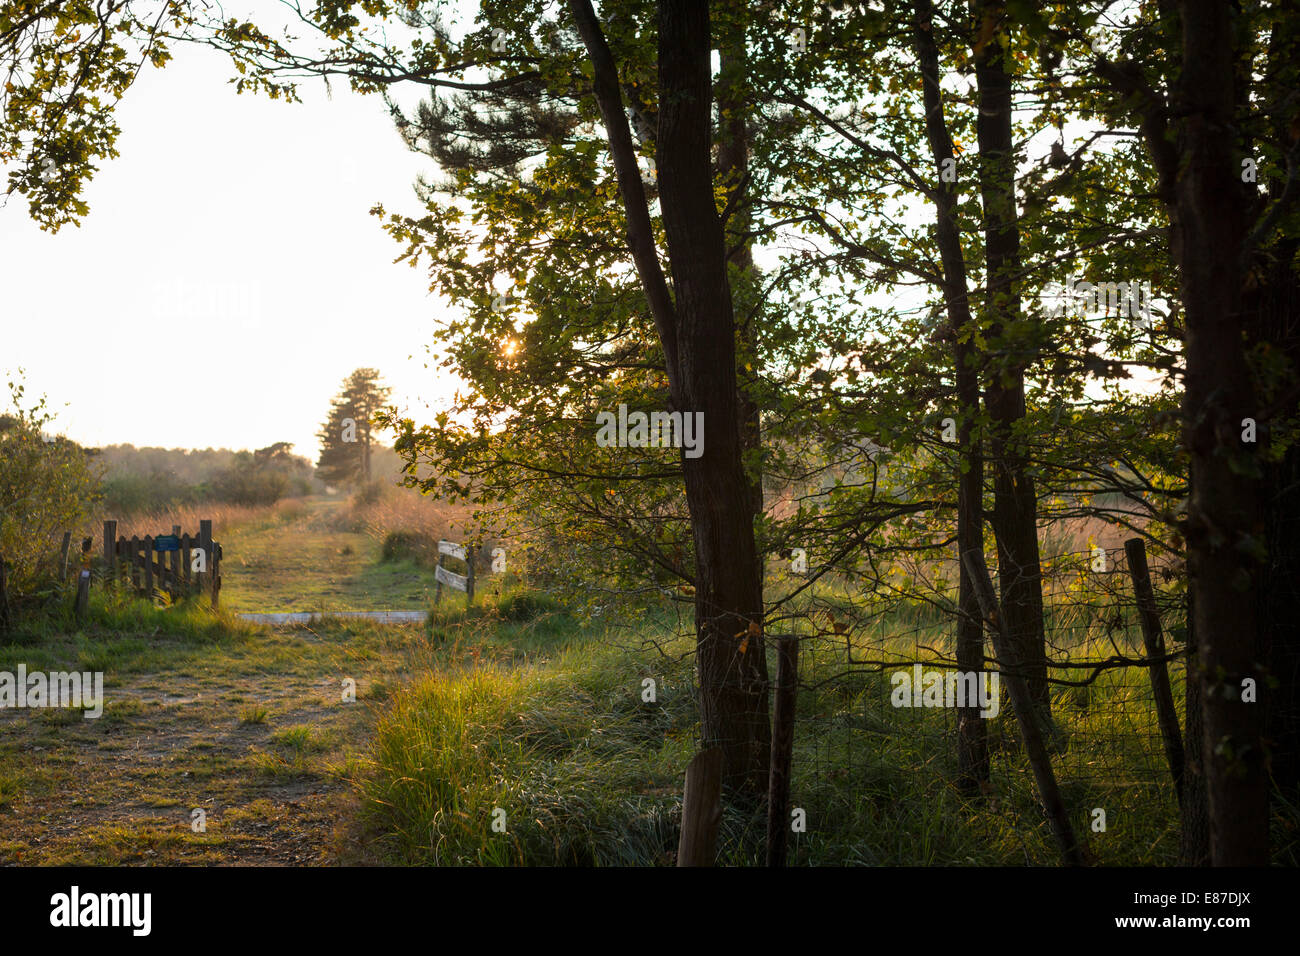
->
(356, 632, 692, 866)
(217, 501, 436, 613)
(239, 705, 269, 725)
(349, 588, 1232, 866)
(7, 494, 1287, 866)
(0, 486, 597, 866)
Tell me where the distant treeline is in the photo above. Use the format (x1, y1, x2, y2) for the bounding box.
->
(99, 442, 323, 512)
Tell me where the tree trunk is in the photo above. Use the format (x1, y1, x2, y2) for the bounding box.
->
(658, 0, 771, 796)
(1175, 0, 1269, 865)
(1250, 258, 1300, 805)
(716, 4, 766, 606)
(972, 0, 1051, 726)
(914, 0, 988, 793)
(1181, 588, 1210, 864)
(569, 0, 771, 796)
(1247, 10, 1300, 814)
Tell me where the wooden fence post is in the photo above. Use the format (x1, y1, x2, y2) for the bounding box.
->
(170, 525, 181, 602)
(130, 536, 141, 591)
(143, 535, 154, 601)
(212, 543, 222, 608)
(466, 544, 475, 609)
(59, 531, 72, 583)
(1124, 537, 1186, 806)
(0, 555, 10, 633)
(102, 521, 116, 587)
(434, 550, 444, 605)
(767, 635, 800, 867)
(961, 549, 1083, 866)
(181, 533, 193, 593)
(199, 519, 213, 601)
(677, 747, 724, 866)
(74, 569, 91, 621)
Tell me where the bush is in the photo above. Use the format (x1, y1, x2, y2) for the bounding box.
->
(101, 470, 198, 514)
(0, 376, 102, 596)
(496, 590, 560, 622)
(353, 480, 386, 507)
(209, 444, 313, 507)
(380, 530, 438, 566)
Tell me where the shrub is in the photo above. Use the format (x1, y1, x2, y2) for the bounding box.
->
(0, 376, 102, 597)
(380, 530, 438, 566)
(101, 470, 198, 514)
(209, 444, 314, 507)
(496, 590, 560, 622)
(353, 480, 385, 507)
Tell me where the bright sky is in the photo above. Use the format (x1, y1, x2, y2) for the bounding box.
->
(0, 39, 456, 462)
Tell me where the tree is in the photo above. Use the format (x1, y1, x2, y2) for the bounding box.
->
(211, 441, 313, 506)
(1, 0, 183, 230)
(316, 368, 392, 487)
(190, 0, 777, 795)
(1078, 0, 1300, 867)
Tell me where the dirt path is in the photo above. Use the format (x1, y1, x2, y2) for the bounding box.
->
(0, 500, 443, 865)
(218, 499, 438, 613)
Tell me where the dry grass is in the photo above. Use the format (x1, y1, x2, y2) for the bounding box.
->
(330, 484, 475, 545)
(100, 501, 277, 541)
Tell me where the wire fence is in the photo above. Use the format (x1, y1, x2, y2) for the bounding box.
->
(774, 541, 1187, 864)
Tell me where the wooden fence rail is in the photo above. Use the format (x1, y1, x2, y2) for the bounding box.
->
(434, 538, 476, 610)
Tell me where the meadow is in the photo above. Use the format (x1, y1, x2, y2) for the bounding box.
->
(4, 489, 1261, 866)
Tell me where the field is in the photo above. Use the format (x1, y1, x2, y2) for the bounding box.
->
(0, 494, 507, 864)
(1, 495, 1249, 867)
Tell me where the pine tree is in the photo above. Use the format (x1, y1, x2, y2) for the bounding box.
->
(315, 369, 391, 487)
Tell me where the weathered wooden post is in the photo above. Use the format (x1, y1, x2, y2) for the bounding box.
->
(143, 535, 154, 601)
(0, 555, 10, 633)
(130, 536, 141, 592)
(199, 519, 213, 600)
(466, 544, 475, 609)
(677, 747, 724, 867)
(766, 635, 800, 867)
(212, 542, 222, 608)
(962, 549, 1083, 866)
(74, 569, 91, 621)
(170, 525, 182, 602)
(1124, 537, 1186, 806)
(434, 549, 445, 606)
(80, 536, 93, 593)
(181, 533, 193, 593)
(59, 531, 72, 583)
(103, 520, 117, 587)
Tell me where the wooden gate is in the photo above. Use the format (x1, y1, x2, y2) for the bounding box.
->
(102, 519, 223, 607)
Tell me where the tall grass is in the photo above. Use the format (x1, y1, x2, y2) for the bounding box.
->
(323, 483, 472, 541)
(357, 634, 695, 866)
(95, 501, 277, 541)
(351, 568, 1221, 867)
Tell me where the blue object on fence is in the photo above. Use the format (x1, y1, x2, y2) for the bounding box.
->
(154, 535, 181, 552)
